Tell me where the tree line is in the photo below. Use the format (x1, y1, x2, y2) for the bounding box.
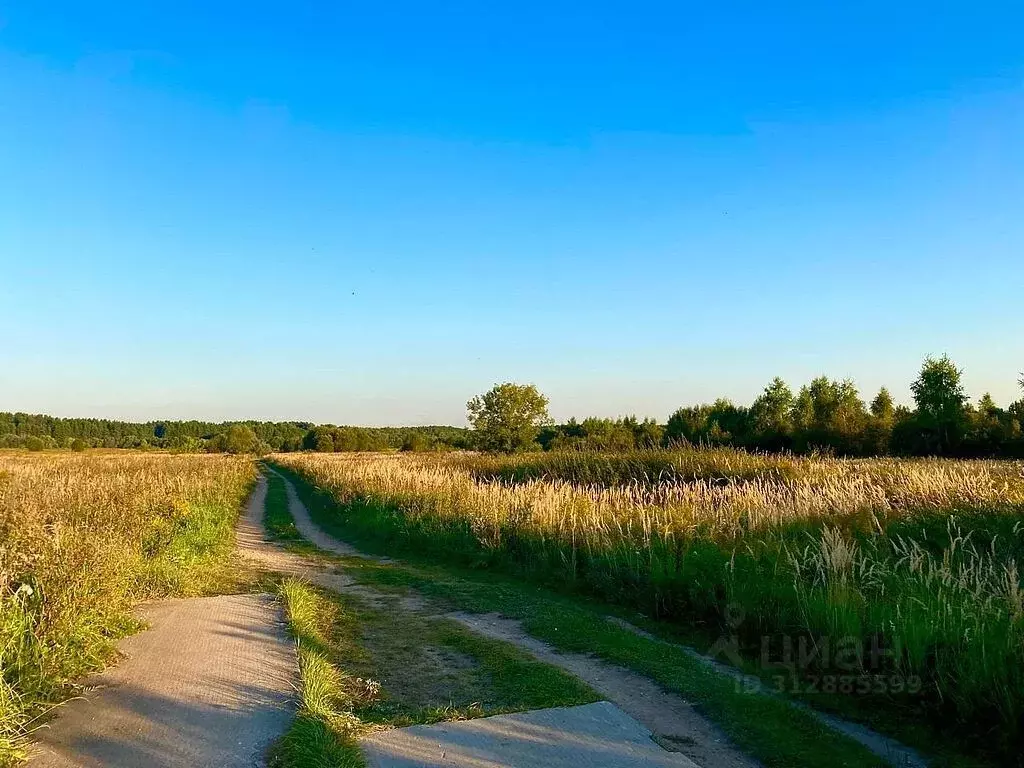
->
(0, 415, 471, 454)
(535, 356, 1023, 457)
(3, 356, 1021, 457)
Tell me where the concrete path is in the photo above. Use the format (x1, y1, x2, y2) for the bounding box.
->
(361, 701, 698, 768)
(27, 594, 296, 768)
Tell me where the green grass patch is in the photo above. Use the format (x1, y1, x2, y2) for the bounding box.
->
(349, 597, 596, 727)
(339, 558, 890, 768)
(271, 578, 365, 768)
(271, 576, 597, 767)
(138, 498, 263, 597)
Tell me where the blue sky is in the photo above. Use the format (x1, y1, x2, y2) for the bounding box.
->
(2, 2, 1022, 425)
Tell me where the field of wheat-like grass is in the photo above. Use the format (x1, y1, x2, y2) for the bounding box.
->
(274, 449, 1024, 759)
(0, 452, 255, 765)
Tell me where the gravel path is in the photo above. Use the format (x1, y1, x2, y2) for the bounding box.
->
(27, 594, 296, 768)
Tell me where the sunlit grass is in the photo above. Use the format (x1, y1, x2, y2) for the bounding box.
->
(273, 450, 1024, 761)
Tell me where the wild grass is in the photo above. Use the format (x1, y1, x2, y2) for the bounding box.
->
(272, 578, 366, 768)
(277, 477, 890, 768)
(451, 445, 814, 486)
(0, 452, 255, 765)
(273, 450, 1024, 763)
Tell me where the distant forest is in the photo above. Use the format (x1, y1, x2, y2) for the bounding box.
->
(2, 356, 1022, 458)
(0, 415, 471, 454)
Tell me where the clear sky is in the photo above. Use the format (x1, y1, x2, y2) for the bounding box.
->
(2, 2, 1022, 426)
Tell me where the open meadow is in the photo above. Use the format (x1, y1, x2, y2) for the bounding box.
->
(273, 448, 1024, 763)
(4, 446, 1021, 766)
(0, 452, 255, 765)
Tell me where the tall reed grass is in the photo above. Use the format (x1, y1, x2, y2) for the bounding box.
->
(0, 452, 255, 765)
(274, 450, 1024, 760)
(450, 446, 813, 486)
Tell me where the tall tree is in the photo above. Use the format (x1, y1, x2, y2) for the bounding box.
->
(749, 377, 795, 450)
(864, 387, 896, 454)
(910, 355, 969, 454)
(467, 383, 551, 453)
(870, 387, 895, 421)
(665, 400, 747, 446)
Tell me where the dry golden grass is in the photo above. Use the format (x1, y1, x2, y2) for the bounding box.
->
(0, 451, 255, 765)
(277, 450, 1023, 546)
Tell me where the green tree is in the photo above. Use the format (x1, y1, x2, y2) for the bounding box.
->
(666, 400, 748, 446)
(625, 416, 664, 449)
(467, 383, 551, 453)
(25, 436, 45, 451)
(167, 435, 204, 453)
(222, 425, 259, 454)
(910, 355, 968, 454)
(870, 387, 895, 422)
(864, 386, 896, 454)
(967, 393, 1013, 456)
(749, 377, 795, 450)
(791, 377, 868, 454)
(70, 438, 89, 452)
(664, 405, 708, 445)
(303, 426, 336, 453)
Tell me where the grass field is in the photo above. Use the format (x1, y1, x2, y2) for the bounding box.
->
(273, 448, 1024, 764)
(0, 452, 256, 765)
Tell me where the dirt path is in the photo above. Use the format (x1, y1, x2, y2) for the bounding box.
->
(256, 471, 757, 768)
(27, 594, 296, 768)
(238, 474, 399, 607)
(447, 612, 755, 768)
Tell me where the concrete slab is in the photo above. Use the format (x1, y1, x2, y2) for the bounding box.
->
(360, 701, 700, 768)
(27, 594, 297, 768)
